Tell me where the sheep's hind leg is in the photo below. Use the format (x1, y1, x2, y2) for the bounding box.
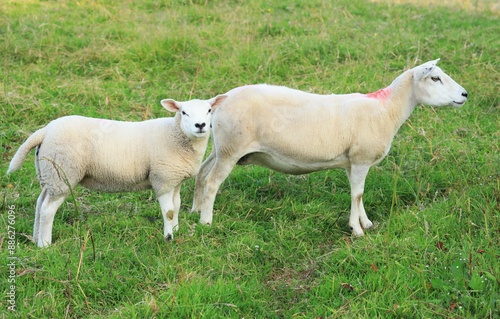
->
(199, 156, 238, 225)
(37, 192, 66, 248)
(346, 165, 373, 236)
(158, 191, 176, 241)
(192, 151, 216, 213)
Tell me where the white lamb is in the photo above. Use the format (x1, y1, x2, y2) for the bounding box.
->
(7, 95, 227, 247)
(191, 59, 468, 236)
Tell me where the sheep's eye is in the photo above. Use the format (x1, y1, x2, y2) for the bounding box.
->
(181, 111, 187, 116)
(207, 109, 211, 114)
(431, 76, 441, 82)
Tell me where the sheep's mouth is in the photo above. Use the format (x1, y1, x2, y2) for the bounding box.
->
(452, 100, 466, 106)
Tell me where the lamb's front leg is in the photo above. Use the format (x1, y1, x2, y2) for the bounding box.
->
(172, 184, 181, 232)
(346, 165, 373, 236)
(158, 191, 177, 241)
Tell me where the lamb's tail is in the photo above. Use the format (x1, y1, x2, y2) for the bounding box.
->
(7, 127, 47, 174)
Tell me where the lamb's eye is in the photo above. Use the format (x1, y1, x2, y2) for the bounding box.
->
(207, 109, 211, 114)
(182, 111, 187, 116)
(431, 76, 441, 82)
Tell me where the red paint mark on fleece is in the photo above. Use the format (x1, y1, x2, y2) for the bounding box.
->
(365, 87, 391, 101)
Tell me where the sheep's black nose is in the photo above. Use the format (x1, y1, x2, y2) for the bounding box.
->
(462, 92, 468, 98)
(195, 123, 206, 129)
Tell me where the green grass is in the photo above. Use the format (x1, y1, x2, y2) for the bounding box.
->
(1, 0, 499, 318)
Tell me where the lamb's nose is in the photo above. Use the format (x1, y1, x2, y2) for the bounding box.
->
(195, 123, 206, 129)
(462, 91, 468, 98)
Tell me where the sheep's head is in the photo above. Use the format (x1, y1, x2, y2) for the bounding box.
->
(412, 59, 468, 108)
(161, 95, 227, 138)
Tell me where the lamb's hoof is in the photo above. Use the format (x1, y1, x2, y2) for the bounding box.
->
(165, 234, 173, 241)
(37, 240, 52, 248)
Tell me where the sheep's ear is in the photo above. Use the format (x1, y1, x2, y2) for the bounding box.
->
(415, 59, 439, 80)
(161, 99, 182, 113)
(208, 94, 228, 110)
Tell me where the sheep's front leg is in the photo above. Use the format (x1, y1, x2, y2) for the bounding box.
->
(36, 192, 66, 248)
(158, 191, 177, 241)
(346, 165, 373, 236)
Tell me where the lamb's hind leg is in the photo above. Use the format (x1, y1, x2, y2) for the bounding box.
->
(37, 192, 67, 247)
(346, 165, 373, 236)
(33, 188, 47, 243)
(192, 151, 216, 213)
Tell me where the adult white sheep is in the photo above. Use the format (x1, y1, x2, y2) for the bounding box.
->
(191, 59, 468, 236)
(7, 95, 227, 247)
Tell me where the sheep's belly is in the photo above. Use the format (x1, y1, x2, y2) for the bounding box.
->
(239, 152, 350, 175)
(80, 176, 152, 192)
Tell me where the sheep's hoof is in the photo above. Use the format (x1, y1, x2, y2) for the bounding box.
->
(199, 214, 212, 225)
(353, 231, 365, 237)
(362, 221, 374, 229)
(165, 234, 173, 241)
(349, 226, 365, 237)
(190, 206, 200, 214)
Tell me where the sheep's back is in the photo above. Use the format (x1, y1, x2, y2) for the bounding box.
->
(214, 85, 393, 168)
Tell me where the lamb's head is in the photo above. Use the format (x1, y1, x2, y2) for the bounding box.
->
(161, 95, 227, 139)
(412, 59, 468, 107)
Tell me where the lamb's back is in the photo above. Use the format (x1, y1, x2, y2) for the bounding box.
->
(39, 116, 185, 192)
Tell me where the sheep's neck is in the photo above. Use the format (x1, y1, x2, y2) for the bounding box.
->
(384, 71, 417, 132)
(366, 87, 391, 101)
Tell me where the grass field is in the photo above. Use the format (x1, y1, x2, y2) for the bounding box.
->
(1, 0, 499, 318)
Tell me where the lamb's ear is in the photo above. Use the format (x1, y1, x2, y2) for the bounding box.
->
(415, 59, 440, 80)
(208, 94, 228, 110)
(161, 99, 182, 113)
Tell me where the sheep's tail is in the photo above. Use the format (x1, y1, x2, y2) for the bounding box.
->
(7, 127, 47, 174)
